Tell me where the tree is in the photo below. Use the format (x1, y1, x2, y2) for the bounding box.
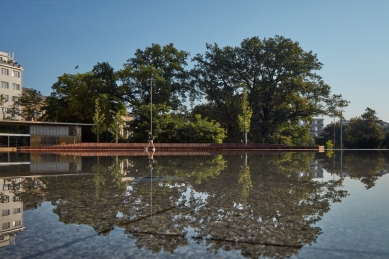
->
(15, 88, 44, 121)
(192, 35, 344, 143)
(176, 114, 226, 143)
(117, 43, 196, 112)
(129, 103, 185, 142)
(0, 95, 8, 119)
(344, 108, 384, 148)
(237, 88, 252, 144)
(108, 110, 125, 143)
(91, 98, 106, 143)
(315, 122, 345, 148)
(42, 62, 124, 126)
(325, 94, 350, 147)
(129, 104, 226, 143)
(6, 103, 20, 120)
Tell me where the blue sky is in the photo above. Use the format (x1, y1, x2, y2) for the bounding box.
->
(1, 0, 388, 124)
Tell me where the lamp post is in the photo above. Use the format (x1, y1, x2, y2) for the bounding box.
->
(150, 78, 153, 133)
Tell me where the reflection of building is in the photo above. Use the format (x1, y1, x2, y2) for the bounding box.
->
(29, 153, 81, 174)
(297, 161, 324, 178)
(310, 161, 324, 178)
(0, 51, 23, 121)
(0, 178, 24, 247)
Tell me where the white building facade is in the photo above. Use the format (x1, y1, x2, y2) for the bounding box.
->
(0, 51, 23, 120)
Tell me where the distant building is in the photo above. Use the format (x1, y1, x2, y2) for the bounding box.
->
(337, 119, 350, 125)
(0, 51, 23, 121)
(300, 118, 324, 136)
(376, 120, 389, 128)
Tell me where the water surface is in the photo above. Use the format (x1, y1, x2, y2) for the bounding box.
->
(0, 151, 388, 258)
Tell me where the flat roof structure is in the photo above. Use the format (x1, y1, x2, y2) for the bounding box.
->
(0, 121, 93, 127)
(0, 121, 94, 147)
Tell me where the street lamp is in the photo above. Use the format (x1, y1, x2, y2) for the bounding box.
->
(150, 78, 153, 133)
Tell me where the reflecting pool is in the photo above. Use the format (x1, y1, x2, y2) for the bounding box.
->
(0, 151, 388, 258)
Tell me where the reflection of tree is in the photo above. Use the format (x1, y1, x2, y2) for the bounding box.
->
(319, 151, 387, 189)
(19, 178, 47, 210)
(18, 153, 349, 258)
(128, 155, 227, 184)
(184, 154, 348, 258)
(238, 166, 252, 208)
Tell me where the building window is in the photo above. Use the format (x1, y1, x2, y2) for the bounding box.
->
(12, 83, 20, 90)
(12, 96, 19, 102)
(0, 195, 9, 203)
(2, 209, 10, 216)
(1, 95, 9, 102)
(2, 222, 10, 229)
(13, 208, 21, 214)
(13, 220, 22, 226)
(1, 81, 9, 89)
(0, 236, 4, 240)
(12, 71, 20, 78)
(1, 68, 9, 75)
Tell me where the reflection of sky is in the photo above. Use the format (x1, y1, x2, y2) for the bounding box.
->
(1, 202, 242, 259)
(298, 174, 389, 259)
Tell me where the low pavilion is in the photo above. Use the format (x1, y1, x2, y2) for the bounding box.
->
(0, 121, 93, 147)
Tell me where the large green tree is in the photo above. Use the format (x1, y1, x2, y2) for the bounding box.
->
(42, 62, 124, 125)
(117, 43, 196, 112)
(192, 35, 342, 143)
(15, 88, 44, 121)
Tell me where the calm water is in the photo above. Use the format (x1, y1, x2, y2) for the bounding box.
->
(0, 151, 388, 259)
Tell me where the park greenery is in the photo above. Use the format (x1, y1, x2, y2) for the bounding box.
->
(316, 107, 389, 149)
(14, 35, 388, 146)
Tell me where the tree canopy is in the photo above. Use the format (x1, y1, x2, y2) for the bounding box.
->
(39, 36, 350, 144)
(191, 35, 339, 144)
(344, 108, 384, 149)
(116, 43, 196, 111)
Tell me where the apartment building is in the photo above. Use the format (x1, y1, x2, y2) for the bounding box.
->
(299, 118, 325, 136)
(0, 51, 23, 120)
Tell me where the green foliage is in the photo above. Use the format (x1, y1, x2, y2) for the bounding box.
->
(176, 114, 226, 143)
(117, 43, 195, 111)
(129, 104, 226, 143)
(42, 62, 124, 125)
(191, 102, 241, 142)
(129, 103, 185, 142)
(326, 140, 334, 149)
(315, 122, 344, 148)
(14, 88, 44, 121)
(191, 35, 343, 143)
(382, 131, 389, 149)
(238, 88, 253, 143)
(6, 103, 19, 120)
(344, 108, 384, 149)
(108, 110, 125, 143)
(326, 94, 350, 118)
(91, 99, 106, 142)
